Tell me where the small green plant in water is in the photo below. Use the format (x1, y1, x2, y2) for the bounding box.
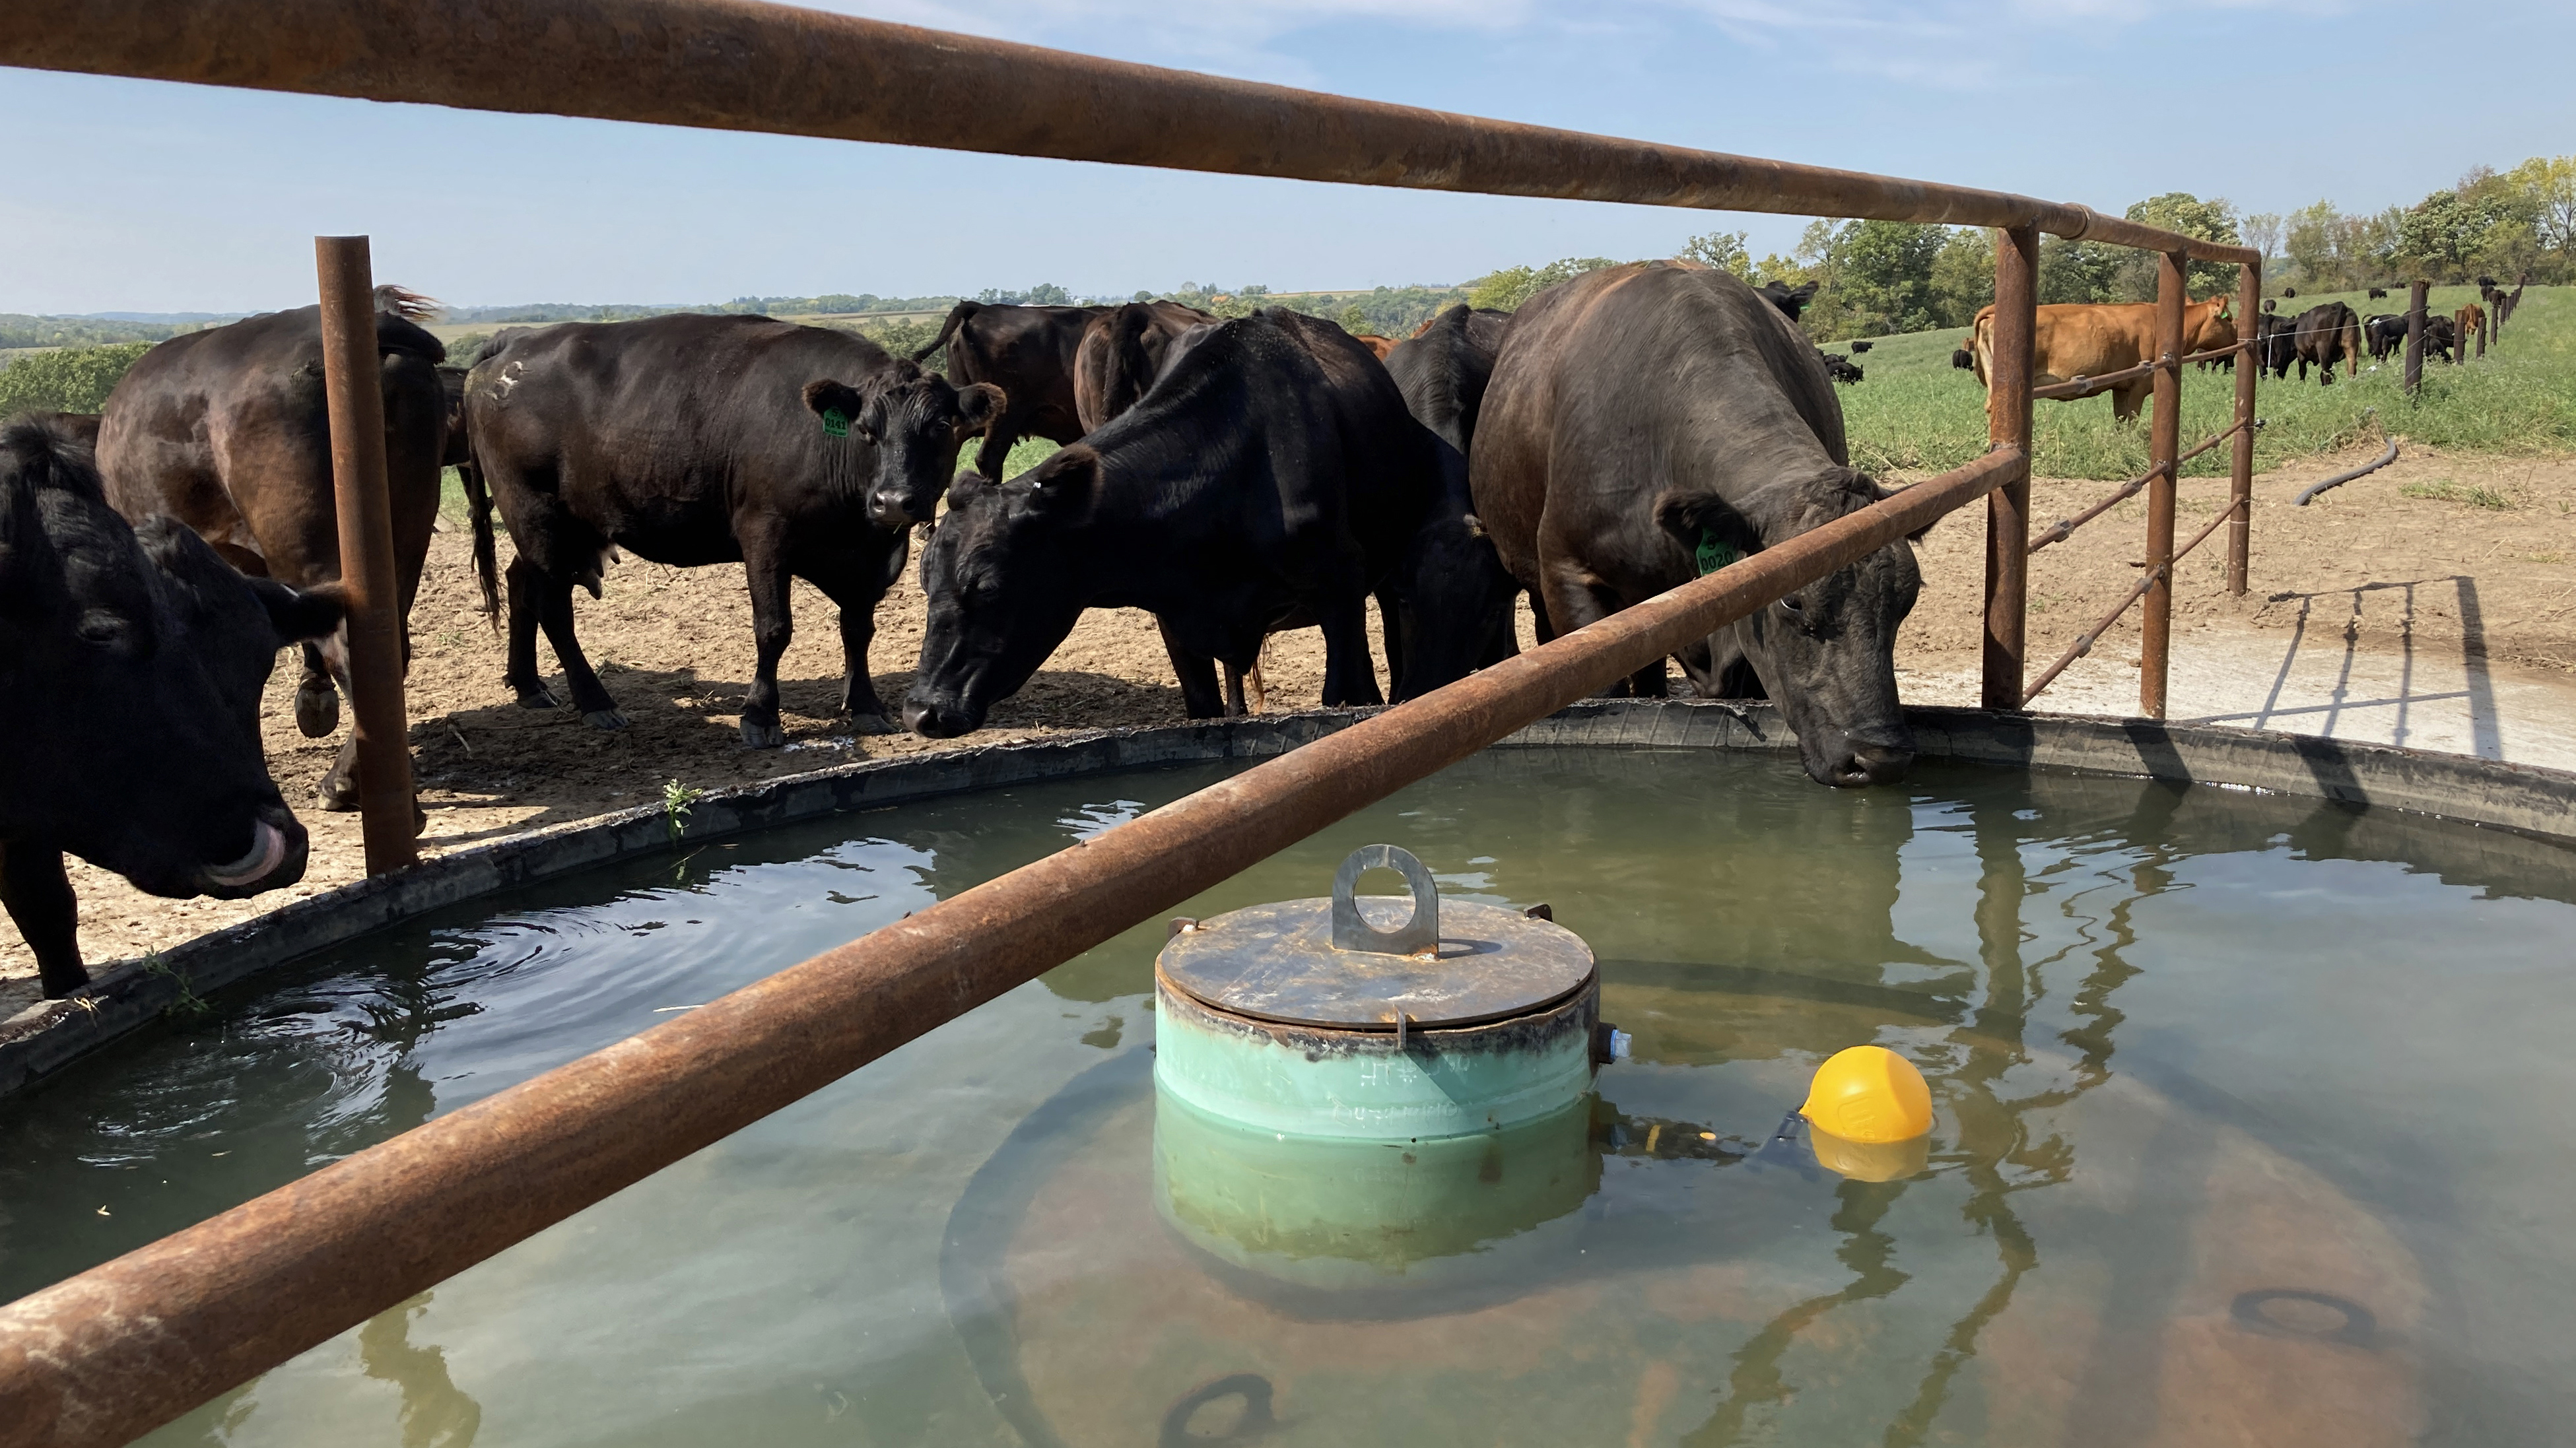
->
(143, 954, 211, 1022)
(662, 779, 704, 845)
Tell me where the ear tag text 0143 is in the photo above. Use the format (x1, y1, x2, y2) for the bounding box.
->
(820, 408, 851, 439)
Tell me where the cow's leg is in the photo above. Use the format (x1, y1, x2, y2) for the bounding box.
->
(972, 415, 1021, 480)
(1538, 563, 1629, 696)
(2112, 383, 2147, 424)
(529, 560, 625, 729)
(294, 639, 340, 738)
(503, 556, 559, 710)
(1314, 591, 1384, 708)
(799, 559, 900, 735)
(1, 841, 86, 999)
(737, 522, 796, 748)
(1222, 665, 1248, 717)
(1629, 659, 1670, 697)
(1155, 617, 1227, 719)
(1374, 587, 1407, 701)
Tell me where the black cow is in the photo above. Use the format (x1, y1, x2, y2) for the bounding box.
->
(2363, 313, 2409, 362)
(2369, 287, 2389, 300)
(1819, 352, 1865, 384)
(1756, 280, 1820, 319)
(2291, 302, 2361, 382)
(1472, 261, 1922, 788)
(465, 315, 983, 746)
(1383, 304, 1512, 457)
(96, 294, 448, 814)
(2253, 312, 2299, 379)
(0, 416, 343, 997)
(912, 300, 1108, 480)
(1848, 339, 1874, 354)
(2282, 287, 2299, 299)
(904, 309, 1485, 736)
(2423, 314, 2458, 364)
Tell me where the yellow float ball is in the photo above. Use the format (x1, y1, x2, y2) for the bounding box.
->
(1799, 1045, 1932, 1144)
(1807, 1125, 1930, 1183)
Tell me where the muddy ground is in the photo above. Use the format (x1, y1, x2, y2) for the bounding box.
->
(5, 442, 2571, 1018)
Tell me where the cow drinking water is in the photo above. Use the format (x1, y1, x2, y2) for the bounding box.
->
(904, 309, 1498, 736)
(1472, 261, 1923, 788)
(0, 416, 344, 997)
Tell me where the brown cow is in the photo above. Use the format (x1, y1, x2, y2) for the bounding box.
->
(912, 300, 1107, 480)
(1965, 296, 2238, 423)
(1069, 300, 1216, 435)
(1350, 333, 1399, 360)
(96, 289, 449, 816)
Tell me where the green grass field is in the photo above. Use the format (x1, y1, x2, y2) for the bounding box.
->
(1836, 285, 2573, 480)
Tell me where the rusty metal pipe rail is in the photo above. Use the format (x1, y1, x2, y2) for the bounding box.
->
(2027, 339, 2248, 403)
(2027, 417, 2253, 554)
(0, 451, 2022, 1447)
(2, 0, 2253, 259)
(2021, 491, 2247, 706)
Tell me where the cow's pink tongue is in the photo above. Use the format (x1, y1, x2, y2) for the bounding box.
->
(206, 820, 287, 889)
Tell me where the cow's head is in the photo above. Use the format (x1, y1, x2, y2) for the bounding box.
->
(2190, 296, 2238, 356)
(902, 453, 1095, 737)
(1656, 473, 1924, 788)
(802, 368, 1004, 529)
(0, 420, 344, 899)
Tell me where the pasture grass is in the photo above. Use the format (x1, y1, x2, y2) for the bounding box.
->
(2400, 478, 2515, 510)
(1835, 284, 2571, 480)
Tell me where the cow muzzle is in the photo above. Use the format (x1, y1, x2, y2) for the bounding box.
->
(199, 807, 312, 897)
(903, 694, 980, 740)
(1822, 739, 1915, 789)
(869, 485, 934, 531)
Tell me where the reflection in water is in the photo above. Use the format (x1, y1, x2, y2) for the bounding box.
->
(10, 750, 2565, 1445)
(1684, 780, 2183, 1444)
(358, 1292, 483, 1448)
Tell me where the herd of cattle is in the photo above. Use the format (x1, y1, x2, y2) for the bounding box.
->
(0, 261, 1907, 998)
(0, 263, 2525, 999)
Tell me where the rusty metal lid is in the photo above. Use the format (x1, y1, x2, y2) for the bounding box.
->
(1157, 845, 1595, 1032)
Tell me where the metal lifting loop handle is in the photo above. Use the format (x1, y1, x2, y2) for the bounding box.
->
(1330, 843, 1441, 956)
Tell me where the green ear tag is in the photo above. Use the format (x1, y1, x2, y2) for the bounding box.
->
(1695, 529, 1740, 577)
(820, 408, 851, 439)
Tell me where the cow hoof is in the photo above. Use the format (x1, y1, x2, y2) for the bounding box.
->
(516, 686, 560, 710)
(847, 710, 897, 736)
(294, 684, 340, 739)
(582, 708, 630, 731)
(740, 719, 786, 750)
(317, 778, 361, 813)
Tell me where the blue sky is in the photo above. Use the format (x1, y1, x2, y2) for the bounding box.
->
(2, 0, 2567, 314)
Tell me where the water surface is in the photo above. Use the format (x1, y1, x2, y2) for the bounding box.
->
(5, 749, 2573, 1445)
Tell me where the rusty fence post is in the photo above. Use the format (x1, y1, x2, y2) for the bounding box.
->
(2481, 299, 2492, 356)
(2139, 250, 2186, 720)
(2227, 257, 2259, 597)
(316, 236, 419, 874)
(1981, 223, 2039, 710)
(2404, 279, 2427, 394)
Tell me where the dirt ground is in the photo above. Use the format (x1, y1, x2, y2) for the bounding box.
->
(5, 441, 2571, 1019)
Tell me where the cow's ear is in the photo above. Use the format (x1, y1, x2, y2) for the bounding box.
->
(1856, 476, 1934, 543)
(802, 379, 874, 442)
(955, 383, 1005, 433)
(1027, 447, 1098, 512)
(252, 577, 345, 643)
(1653, 488, 1759, 565)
